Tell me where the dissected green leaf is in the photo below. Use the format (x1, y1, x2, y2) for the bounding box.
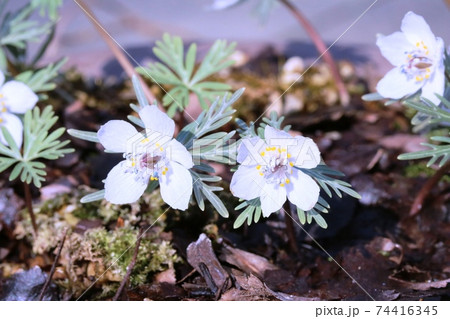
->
(137, 34, 236, 116)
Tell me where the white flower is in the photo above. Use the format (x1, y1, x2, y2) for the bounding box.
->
(0, 70, 38, 147)
(209, 0, 243, 10)
(376, 11, 445, 105)
(230, 126, 321, 217)
(97, 105, 194, 209)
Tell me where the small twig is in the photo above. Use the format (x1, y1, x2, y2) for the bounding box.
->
(282, 202, 299, 254)
(279, 0, 350, 106)
(23, 183, 38, 236)
(113, 228, 144, 301)
(176, 268, 197, 284)
(410, 161, 450, 216)
(39, 227, 69, 301)
(75, 0, 156, 104)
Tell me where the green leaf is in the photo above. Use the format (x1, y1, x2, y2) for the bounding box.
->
(15, 57, 66, 93)
(5, 105, 73, 187)
(361, 92, 384, 101)
(67, 129, 99, 143)
(81, 190, 106, 203)
(398, 138, 450, 167)
(137, 34, 236, 116)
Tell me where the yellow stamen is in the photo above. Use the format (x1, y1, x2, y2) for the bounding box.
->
(260, 151, 265, 156)
(286, 179, 290, 184)
(416, 76, 423, 82)
(289, 162, 294, 167)
(266, 147, 270, 151)
(1, 106, 6, 112)
(131, 161, 136, 167)
(256, 165, 261, 170)
(287, 153, 292, 158)
(280, 183, 285, 187)
(426, 68, 431, 73)
(425, 50, 429, 55)
(0, 118, 3, 123)
(425, 74, 430, 79)
(156, 143, 160, 147)
(259, 172, 264, 176)
(141, 138, 149, 144)
(160, 147, 164, 151)
(416, 42, 420, 47)
(162, 171, 166, 175)
(407, 54, 413, 59)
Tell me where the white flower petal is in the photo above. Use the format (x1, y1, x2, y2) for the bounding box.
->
(139, 105, 175, 137)
(260, 182, 286, 217)
(401, 12, 437, 52)
(166, 139, 193, 168)
(0, 113, 23, 148)
(264, 125, 291, 143)
(237, 136, 265, 165)
(286, 169, 320, 211)
(0, 70, 4, 87)
(230, 165, 264, 200)
(97, 120, 138, 153)
(209, 0, 242, 10)
(376, 67, 422, 99)
(376, 32, 415, 66)
(288, 136, 321, 169)
(421, 67, 445, 106)
(159, 161, 193, 210)
(104, 161, 148, 204)
(421, 38, 445, 105)
(0, 81, 38, 113)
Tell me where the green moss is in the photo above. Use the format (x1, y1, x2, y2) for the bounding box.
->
(404, 162, 450, 182)
(86, 227, 178, 286)
(15, 187, 179, 299)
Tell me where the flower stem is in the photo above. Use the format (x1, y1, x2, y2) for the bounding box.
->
(445, 70, 450, 83)
(75, 0, 156, 105)
(279, 0, 350, 106)
(39, 227, 69, 301)
(409, 161, 450, 216)
(23, 183, 38, 236)
(282, 202, 299, 254)
(113, 227, 144, 301)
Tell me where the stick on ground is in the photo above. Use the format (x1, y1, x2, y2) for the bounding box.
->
(113, 227, 144, 301)
(39, 227, 69, 301)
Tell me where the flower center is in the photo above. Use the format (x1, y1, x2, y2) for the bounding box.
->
(402, 41, 433, 82)
(124, 140, 169, 184)
(257, 146, 295, 187)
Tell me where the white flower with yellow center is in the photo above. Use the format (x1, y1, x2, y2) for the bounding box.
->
(97, 105, 193, 209)
(376, 11, 445, 105)
(230, 126, 321, 217)
(0, 70, 38, 147)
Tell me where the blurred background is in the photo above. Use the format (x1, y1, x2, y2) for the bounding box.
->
(7, 0, 450, 81)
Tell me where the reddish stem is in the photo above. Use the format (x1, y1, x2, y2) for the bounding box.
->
(24, 183, 38, 236)
(279, 0, 350, 106)
(75, 0, 156, 105)
(410, 161, 450, 216)
(283, 202, 299, 254)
